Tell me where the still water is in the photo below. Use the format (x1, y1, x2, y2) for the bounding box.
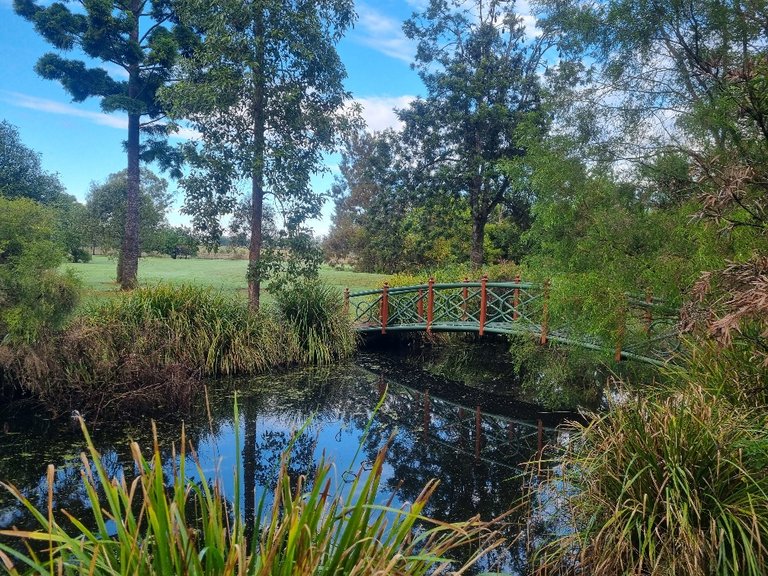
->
(0, 347, 578, 573)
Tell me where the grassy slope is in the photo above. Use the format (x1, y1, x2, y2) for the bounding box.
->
(65, 255, 387, 306)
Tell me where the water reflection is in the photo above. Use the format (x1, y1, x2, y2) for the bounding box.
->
(0, 353, 573, 574)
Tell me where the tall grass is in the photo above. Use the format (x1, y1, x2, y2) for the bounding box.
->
(528, 384, 768, 575)
(0, 415, 502, 575)
(1, 283, 355, 418)
(276, 280, 356, 365)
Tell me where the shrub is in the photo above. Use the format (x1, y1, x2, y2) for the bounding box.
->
(0, 197, 80, 344)
(529, 385, 768, 575)
(275, 280, 356, 364)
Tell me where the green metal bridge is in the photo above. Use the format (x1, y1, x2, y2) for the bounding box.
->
(346, 276, 681, 366)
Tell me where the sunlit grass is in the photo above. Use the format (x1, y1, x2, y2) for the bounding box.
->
(63, 256, 388, 307)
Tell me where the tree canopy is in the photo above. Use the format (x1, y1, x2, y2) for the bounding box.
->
(0, 120, 64, 204)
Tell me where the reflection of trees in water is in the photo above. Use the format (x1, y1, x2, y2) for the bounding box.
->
(2, 356, 565, 574)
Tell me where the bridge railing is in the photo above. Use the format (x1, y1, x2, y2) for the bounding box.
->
(346, 276, 681, 365)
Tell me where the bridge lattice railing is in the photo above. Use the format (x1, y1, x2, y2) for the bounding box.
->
(346, 276, 680, 365)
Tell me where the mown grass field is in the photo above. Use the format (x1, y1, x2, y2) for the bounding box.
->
(64, 255, 388, 306)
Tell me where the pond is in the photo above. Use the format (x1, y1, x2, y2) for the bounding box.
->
(0, 341, 593, 574)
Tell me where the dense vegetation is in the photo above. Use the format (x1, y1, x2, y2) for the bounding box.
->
(3, 0, 768, 572)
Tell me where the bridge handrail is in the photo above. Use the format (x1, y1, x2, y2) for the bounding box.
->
(349, 280, 539, 298)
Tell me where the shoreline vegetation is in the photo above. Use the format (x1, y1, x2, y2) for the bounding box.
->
(0, 280, 356, 420)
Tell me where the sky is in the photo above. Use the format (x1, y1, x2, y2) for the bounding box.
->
(0, 0, 535, 235)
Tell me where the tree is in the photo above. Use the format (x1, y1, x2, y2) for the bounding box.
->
(155, 225, 198, 258)
(86, 169, 172, 258)
(0, 197, 80, 343)
(534, 0, 768, 361)
(53, 193, 92, 262)
(0, 120, 64, 203)
(162, 0, 356, 310)
(14, 0, 191, 289)
(399, 0, 550, 268)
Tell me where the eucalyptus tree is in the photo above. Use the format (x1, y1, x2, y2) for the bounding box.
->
(399, 0, 551, 268)
(14, 0, 191, 288)
(163, 0, 356, 310)
(0, 120, 64, 204)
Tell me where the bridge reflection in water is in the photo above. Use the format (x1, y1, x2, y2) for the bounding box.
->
(347, 276, 680, 366)
(370, 372, 566, 473)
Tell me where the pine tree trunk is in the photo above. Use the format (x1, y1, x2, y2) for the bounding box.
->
(120, 113, 141, 290)
(119, 4, 141, 290)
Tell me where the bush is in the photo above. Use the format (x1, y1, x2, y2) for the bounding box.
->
(275, 280, 356, 364)
(528, 385, 768, 575)
(0, 197, 80, 344)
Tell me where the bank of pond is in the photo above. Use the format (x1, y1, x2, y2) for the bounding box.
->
(1, 284, 767, 575)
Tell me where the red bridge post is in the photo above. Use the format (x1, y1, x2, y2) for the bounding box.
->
(343, 287, 349, 317)
(540, 279, 550, 345)
(479, 274, 488, 336)
(513, 274, 520, 321)
(381, 282, 389, 334)
(427, 277, 435, 334)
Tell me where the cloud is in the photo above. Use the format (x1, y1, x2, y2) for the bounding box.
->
(354, 95, 415, 132)
(354, 3, 415, 63)
(3, 91, 199, 139)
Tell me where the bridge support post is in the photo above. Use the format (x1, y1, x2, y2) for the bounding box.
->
(427, 277, 434, 334)
(479, 274, 488, 336)
(513, 274, 520, 321)
(343, 288, 349, 317)
(540, 279, 550, 345)
(381, 282, 389, 334)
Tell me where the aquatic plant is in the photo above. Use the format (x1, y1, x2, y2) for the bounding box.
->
(275, 280, 355, 365)
(528, 385, 768, 575)
(0, 414, 501, 575)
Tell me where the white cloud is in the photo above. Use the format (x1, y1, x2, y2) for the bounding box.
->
(3, 91, 199, 139)
(354, 3, 415, 63)
(4, 91, 129, 129)
(354, 95, 415, 132)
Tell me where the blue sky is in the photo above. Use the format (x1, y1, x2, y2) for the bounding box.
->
(0, 0, 535, 234)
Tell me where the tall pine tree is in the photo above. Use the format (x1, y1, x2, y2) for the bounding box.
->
(14, 0, 190, 288)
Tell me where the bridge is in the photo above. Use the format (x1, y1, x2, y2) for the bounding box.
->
(345, 276, 680, 366)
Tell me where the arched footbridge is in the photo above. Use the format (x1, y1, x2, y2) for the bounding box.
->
(345, 276, 680, 367)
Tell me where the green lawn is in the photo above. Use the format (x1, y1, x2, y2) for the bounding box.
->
(64, 255, 387, 306)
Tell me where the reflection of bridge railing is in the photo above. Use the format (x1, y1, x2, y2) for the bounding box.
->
(346, 277, 680, 366)
(373, 376, 562, 471)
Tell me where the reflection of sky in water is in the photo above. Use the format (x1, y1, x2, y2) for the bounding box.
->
(0, 354, 570, 574)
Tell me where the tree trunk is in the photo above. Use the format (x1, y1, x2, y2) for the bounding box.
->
(247, 8, 266, 312)
(119, 4, 141, 290)
(470, 215, 486, 270)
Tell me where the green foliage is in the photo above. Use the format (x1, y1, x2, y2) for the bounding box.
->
(85, 169, 172, 255)
(14, 0, 191, 288)
(153, 225, 199, 259)
(529, 385, 768, 575)
(0, 197, 79, 344)
(2, 282, 358, 416)
(275, 280, 355, 365)
(161, 0, 357, 308)
(0, 120, 64, 204)
(0, 414, 498, 575)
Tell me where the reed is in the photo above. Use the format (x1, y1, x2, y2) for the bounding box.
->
(0, 414, 502, 575)
(528, 384, 768, 575)
(275, 280, 356, 365)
